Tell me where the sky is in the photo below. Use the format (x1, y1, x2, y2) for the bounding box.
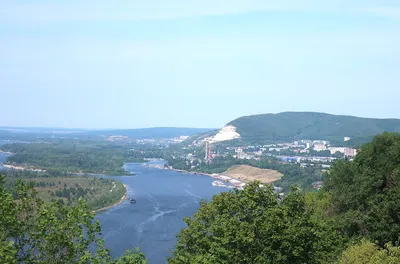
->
(1, 1, 400, 129)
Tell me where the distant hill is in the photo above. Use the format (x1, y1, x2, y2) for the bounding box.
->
(88, 127, 214, 139)
(227, 112, 400, 144)
(0, 127, 214, 141)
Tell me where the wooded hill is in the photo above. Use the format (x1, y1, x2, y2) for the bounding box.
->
(228, 112, 400, 144)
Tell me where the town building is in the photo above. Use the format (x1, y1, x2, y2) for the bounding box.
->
(344, 148, 357, 157)
(313, 144, 327, 151)
(328, 147, 345, 154)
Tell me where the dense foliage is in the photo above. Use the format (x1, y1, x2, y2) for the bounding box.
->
(228, 112, 400, 143)
(324, 132, 400, 246)
(169, 182, 343, 263)
(0, 175, 146, 263)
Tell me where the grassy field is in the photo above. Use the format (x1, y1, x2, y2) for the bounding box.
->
(28, 177, 125, 211)
(223, 165, 283, 184)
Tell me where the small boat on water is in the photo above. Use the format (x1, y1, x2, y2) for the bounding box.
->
(129, 198, 136, 204)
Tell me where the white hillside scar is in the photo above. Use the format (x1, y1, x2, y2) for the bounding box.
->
(208, 125, 241, 143)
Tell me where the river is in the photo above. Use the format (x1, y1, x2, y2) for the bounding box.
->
(0, 152, 10, 169)
(0, 140, 14, 169)
(95, 162, 227, 263)
(0, 151, 228, 263)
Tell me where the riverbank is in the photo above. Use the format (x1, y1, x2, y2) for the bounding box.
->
(3, 164, 45, 172)
(0, 150, 14, 154)
(161, 165, 281, 184)
(144, 164, 215, 178)
(144, 164, 245, 188)
(92, 184, 128, 214)
(170, 168, 213, 177)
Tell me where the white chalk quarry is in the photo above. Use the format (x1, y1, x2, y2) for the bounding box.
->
(208, 125, 241, 143)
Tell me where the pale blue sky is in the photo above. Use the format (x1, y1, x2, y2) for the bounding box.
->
(1, 1, 400, 129)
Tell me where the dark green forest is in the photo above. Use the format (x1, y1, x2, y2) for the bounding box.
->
(228, 112, 400, 144)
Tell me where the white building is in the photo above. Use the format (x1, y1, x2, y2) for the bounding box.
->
(313, 144, 327, 152)
(344, 148, 357, 157)
(329, 147, 346, 154)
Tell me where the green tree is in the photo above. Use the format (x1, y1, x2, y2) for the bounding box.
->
(324, 132, 400, 246)
(0, 175, 146, 264)
(169, 182, 342, 264)
(339, 239, 400, 264)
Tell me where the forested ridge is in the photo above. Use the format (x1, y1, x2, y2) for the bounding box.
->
(2, 133, 400, 263)
(228, 112, 400, 144)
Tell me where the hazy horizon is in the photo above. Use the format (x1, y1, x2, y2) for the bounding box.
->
(0, 125, 216, 130)
(2, 110, 400, 130)
(2, 1, 400, 129)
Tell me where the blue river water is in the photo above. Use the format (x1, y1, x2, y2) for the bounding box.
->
(95, 162, 228, 263)
(0, 153, 9, 169)
(0, 140, 13, 169)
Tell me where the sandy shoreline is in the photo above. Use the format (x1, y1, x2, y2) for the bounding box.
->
(162, 165, 280, 184)
(143, 164, 214, 178)
(92, 184, 128, 214)
(0, 150, 14, 154)
(2, 164, 45, 172)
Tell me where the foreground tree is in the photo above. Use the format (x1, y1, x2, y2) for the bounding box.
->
(339, 239, 400, 264)
(169, 182, 342, 264)
(0, 175, 146, 264)
(324, 132, 400, 246)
